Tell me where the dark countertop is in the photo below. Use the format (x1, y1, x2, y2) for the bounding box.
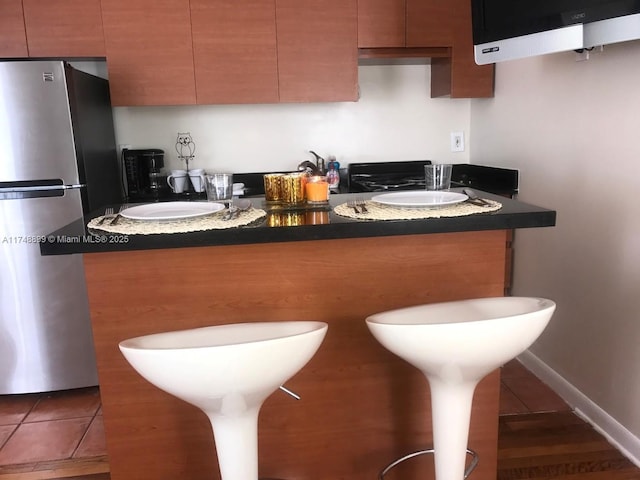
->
(40, 191, 556, 256)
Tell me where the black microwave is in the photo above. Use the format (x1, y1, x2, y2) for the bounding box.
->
(472, 0, 640, 64)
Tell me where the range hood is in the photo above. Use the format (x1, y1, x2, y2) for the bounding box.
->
(472, 0, 640, 65)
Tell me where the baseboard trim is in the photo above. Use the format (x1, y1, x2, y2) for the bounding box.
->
(518, 350, 640, 468)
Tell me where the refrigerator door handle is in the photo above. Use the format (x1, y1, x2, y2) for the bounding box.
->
(0, 183, 85, 201)
(0, 183, 85, 193)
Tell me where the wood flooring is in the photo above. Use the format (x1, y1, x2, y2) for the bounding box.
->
(498, 411, 640, 479)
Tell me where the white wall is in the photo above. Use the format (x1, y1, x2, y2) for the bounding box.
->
(111, 64, 471, 172)
(471, 41, 640, 460)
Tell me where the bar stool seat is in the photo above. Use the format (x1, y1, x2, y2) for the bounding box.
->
(366, 297, 555, 480)
(119, 321, 328, 480)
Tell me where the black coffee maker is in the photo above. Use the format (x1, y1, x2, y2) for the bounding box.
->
(122, 149, 169, 201)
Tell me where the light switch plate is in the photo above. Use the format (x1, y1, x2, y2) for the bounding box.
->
(450, 132, 465, 152)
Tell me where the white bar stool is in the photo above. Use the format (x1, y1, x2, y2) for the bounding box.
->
(366, 297, 555, 480)
(119, 321, 328, 480)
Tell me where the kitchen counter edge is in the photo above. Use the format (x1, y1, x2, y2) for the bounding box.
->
(40, 192, 556, 256)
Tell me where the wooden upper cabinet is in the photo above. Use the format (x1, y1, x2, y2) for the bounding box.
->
(101, 0, 196, 106)
(22, 0, 105, 57)
(431, 0, 493, 98)
(357, 0, 405, 48)
(357, 0, 493, 98)
(191, 0, 279, 104)
(0, 0, 28, 57)
(276, 0, 358, 103)
(356, 0, 451, 48)
(450, 2, 493, 98)
(406, 0, 452, 47)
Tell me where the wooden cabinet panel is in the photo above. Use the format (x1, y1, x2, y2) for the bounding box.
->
(0, 0, 28, 57)
(276, 0, 358, 103)
(406, 0, 452, 47)
(357, 0, 405, 48)
(191, 0, 279, 104)
(101, 0, 196, 106)
(449, 0, 494, 98)
(431, 0, 493, 98)
(23, 0, 105, 57)
(85, 231, 505, 480)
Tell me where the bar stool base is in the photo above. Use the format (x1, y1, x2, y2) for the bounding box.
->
(379, 448, 479, 480)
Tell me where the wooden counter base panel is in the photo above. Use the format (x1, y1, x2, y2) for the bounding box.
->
(84, 231, 506, 480)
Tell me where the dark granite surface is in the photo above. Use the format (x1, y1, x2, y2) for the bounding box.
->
(40, 191, 555, 256)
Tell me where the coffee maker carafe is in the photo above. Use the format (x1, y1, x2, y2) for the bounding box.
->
(123, 149, 169, 201)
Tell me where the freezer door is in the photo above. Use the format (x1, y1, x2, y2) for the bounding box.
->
(0, 188, 98, 393)
(0, 61, 81, 185)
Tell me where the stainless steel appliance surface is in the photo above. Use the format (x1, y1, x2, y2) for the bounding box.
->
(0, 61, 121, 394)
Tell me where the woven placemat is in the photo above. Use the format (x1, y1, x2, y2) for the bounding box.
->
(334, 199, 502, 220)
(87, 208, 267, 235)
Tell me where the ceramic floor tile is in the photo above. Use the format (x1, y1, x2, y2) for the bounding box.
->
(74, 416, 107, 458)
(0, 417, 91, 465)
(0, 393, 39, 425)
(0, 424, 17, 449)
(499, 384, 530, 415)
(25, 388, 101, 423)
(501, 374, 570, 413)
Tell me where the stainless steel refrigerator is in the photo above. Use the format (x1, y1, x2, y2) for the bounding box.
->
(0, 61, 122, 394)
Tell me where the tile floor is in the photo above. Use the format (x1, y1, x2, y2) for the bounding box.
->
(0, 359, 570, 476)
(0, 387, 105, 476)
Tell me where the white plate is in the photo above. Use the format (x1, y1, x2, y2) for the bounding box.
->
(120, 202, 225, 220)
(371, 191, 468, 208)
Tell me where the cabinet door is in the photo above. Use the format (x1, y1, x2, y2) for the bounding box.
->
(191, 0, 278, 104)
(449, 0, 493, 98)
(431, 0, 493, 98)
(358, 0, 405, 48)
(276, 0, 358, 103)
(405, 0, 452, 47)
(101, 0, 195, 106)
(0, 0, 28, 57)
(22, 0, 105, 57)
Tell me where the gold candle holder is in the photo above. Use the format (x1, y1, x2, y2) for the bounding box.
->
(263, 173, 284, 203)
(280, 173, 306, 205)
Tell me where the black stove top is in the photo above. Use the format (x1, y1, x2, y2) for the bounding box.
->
(347, 160, 518, 197)
(349, 173, 427, 191)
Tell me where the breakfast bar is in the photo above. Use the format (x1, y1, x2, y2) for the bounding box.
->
(42, 191, 555, 480)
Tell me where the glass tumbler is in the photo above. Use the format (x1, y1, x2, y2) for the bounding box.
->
(424, 164, 453, 191)
(205, 173, 233, 205)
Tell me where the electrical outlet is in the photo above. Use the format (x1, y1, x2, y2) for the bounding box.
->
(450, 132, 464, 152)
